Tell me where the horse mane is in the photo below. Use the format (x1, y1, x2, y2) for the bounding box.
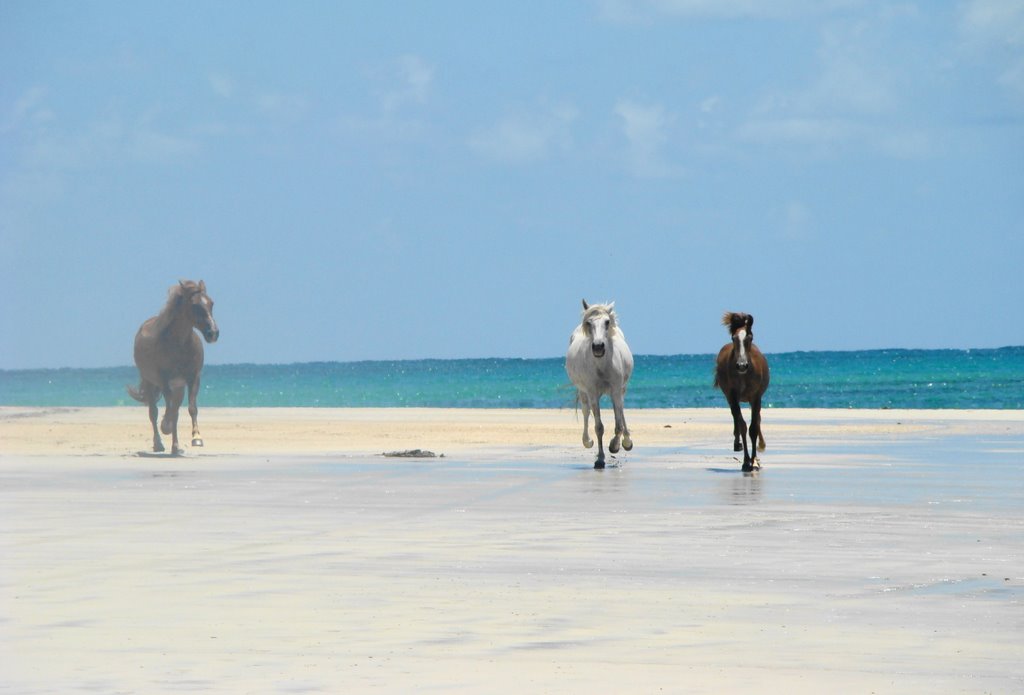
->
(151, 280, 201, 334)
(582, 301, 617, 328)
(722, 311, 752, 334)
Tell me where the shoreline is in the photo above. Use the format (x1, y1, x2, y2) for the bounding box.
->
(2, 405, 1023, 458)
(2, 407, 1024, 462)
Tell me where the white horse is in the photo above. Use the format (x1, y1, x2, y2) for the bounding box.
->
(566, 300, 634, 468)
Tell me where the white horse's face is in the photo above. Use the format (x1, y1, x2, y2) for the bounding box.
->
(584, 312, 613, 358)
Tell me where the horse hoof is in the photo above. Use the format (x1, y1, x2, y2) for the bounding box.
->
(191, 438, 204, 447)
(622, 438, 633, 451)
(583, 439, 594, 449)
(742, 462, 754, 472)
(609, 439, 621, 454)
(594, 459, 605, 469)
(153, 442, 165, 453)
(734, 443, 743, 452)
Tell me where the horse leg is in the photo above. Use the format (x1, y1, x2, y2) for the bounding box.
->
(728, 392, 752, 470)
(610, 388, 632, 453)
(591, 399, 606, 468)
(188, 375, 203, 447)
(144, 382, 164, 453)
(161, 378, 186, 455)
(732, 418, 743, 451)
(749, 396, 765, 469)
(608, 388, 623, 453)
(579, 392, 594, 449)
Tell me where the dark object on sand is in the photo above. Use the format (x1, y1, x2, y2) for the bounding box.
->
(383, 449, 440, 458)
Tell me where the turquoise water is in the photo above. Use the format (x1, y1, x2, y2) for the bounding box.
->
(1, 348, 1021, 409)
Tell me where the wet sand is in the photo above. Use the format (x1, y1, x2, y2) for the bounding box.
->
(2, 407, 1023, 693)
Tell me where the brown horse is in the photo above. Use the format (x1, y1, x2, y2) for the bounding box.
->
(714, 312, 770, 471)
(128, 280, 219, 454)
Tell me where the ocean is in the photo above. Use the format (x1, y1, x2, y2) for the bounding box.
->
(1, 348, 1022, 409)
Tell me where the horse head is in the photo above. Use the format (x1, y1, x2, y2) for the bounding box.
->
(723, 311, 754, 374)
(181, 279, 219, 343)
(582, 299, 616, 359)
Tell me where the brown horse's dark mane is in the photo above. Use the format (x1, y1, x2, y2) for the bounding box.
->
(722, 311, 752, 335)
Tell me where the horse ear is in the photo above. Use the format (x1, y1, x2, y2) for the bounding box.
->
(746, 314, 754, 329)
(582, 299, 589, 310)
(198, 280, 206, 293)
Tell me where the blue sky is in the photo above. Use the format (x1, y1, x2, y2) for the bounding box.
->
(2, 1, 1022, 369)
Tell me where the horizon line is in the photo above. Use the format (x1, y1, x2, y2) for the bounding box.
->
(3, 345, 1022, 373)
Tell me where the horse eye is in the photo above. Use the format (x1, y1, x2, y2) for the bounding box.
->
(604, 320, 610, 329)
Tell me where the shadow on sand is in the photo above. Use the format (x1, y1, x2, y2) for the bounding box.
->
(136, 450, 185, 458)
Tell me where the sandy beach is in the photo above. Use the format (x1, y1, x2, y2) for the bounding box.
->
(2, 406, 1022, 693)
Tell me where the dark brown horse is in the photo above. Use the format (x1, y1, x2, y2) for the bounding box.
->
(714, 312, 770, 471)
(128, 280, 219, 454)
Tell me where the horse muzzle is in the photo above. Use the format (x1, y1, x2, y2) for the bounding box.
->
(736, 361, 749, 374)
(204, 328, 220, 343)
(591, 343, 606, 358)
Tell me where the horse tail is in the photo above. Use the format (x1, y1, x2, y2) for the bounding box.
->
(127, 382, 147, 403)
(757, 430, 766, 451)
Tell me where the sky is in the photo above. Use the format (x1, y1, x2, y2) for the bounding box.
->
(2, 1, 1023, 369)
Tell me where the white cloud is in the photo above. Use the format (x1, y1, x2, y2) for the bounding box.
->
(961, 0, 1024, 44)
(737, 113, 931, 159)
(468, 104, 578, 164)
(208, 73, 235, 99)
(130, 127, 200, 161)
(2, 86, 55, 133)
(336, 113, 427, 142)
(999, 58, 1024, 94)
(380, 54, 435, 115)
(699, 95, 721, 114)
(209, 70, 309, 121)
(615, 100, 680, 178)
(12, 108, 199, 176)
(959, 0, 1024, 98)
(737, 116, 856, 146)
(335, 55, 435, 144)
(877, 130, 933, 159)
(782, 200, 814, 240)
(811, 21, 898, 115)
(735, 12, 935, 157)
(257, 92, 310, 122)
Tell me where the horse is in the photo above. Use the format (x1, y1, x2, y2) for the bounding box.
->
(714, 312, 770, 472)
(566, 300, 634, 468)
(128, 280, 219, 454)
